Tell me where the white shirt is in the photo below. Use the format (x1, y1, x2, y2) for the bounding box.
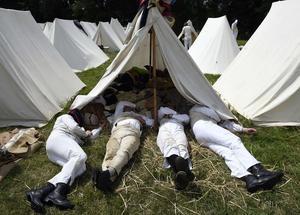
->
(231, 19, 238, 39)
(112, 101, 154, 132)
(158, 107, 190, 125)
(190, 105, 243, 133)
(52, 114, 102, 144)
(51, 114, 88, 145)
(182, 26, 193, 40)
(231, 20, 238, 31)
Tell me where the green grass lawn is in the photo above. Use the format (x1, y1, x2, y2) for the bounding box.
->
(237, 40, 247, 46)
(0, 52, 300, 215)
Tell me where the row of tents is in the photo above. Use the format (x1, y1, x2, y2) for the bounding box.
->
(40, 12, 239, 75)
(41, 18, 128, 52)
(0, 8, 132, 128)
(1, 0, 300, 128)
(41, 17, 131, 71)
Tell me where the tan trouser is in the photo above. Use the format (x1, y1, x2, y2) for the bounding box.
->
(102, 125, 140, 175)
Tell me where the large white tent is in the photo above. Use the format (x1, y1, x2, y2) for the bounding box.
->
(214, 0, 300, 126)
(110, 18, 126, 43)
(93, 22, 124, 51)
(71, 6, 234, 121)
(125, 22, 132, 37)
(0, 8, 85, 127)
(80, 21, 97, 39)
(189, 16, 240, 74)
(43, 22, 52, 36)
(38, 23, 45, 30)
(44, 18, 109, 72)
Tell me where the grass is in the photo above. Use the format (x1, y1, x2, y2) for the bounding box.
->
(1, 52, 300, 215)
(237, 40, 247, 46)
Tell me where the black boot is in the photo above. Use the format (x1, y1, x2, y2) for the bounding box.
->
(175, 156, 195, 182)
(92, 169, 113, 192)
(167, 155, 193, 190)
(25, 183, 55, 213)
(242, 175, 267, 193)
(175, 171, 189, 190)
(44, 183, 74, 210)
(248, 164, 283, 189)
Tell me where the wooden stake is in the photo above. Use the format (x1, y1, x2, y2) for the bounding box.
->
(151, 27, 158, 128)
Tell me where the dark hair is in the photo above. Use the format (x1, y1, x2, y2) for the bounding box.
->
(68, 109, 84, 127)
(103, 93, 118, 106)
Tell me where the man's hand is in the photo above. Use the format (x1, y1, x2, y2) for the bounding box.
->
(166, 114, 173, 119)
(243, 128, 256, 134)
(86, 130, 92, 137)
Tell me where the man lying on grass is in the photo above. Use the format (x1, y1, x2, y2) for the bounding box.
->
(92, 101, 153, 192)
(157, 106, 195, 190)
(190, 104, 284, 193)
(25, 108, 107, 213)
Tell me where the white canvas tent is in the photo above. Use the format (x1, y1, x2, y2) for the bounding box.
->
(189, 16, 240, 74)
(93, 22, 124, 51)
(43, 22, 52, 36)
(38, 23, 45, 30)
(214, 0, 300, 126)
(0, 8, 85, 127)
(110, 18, 126, 43)
(80, 21, 97, 38)
(125, 22, 132, 37)
(71, 6, 234, 121)
(44, 18, 109, 72)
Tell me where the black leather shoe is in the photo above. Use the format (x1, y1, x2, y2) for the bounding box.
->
(242, 175, 265, 193)
(92, 169, 113, 192)
(44, 183, 74, 210)
(187, 171, 195, 182)
(25, 183, 55, 213)
(175, 171, 189, 190)
(248, 164, 283, 189)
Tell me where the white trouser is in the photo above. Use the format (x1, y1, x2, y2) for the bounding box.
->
(184, 37, 192, 50)
(157, 122, 191, 169)
(192, 120, 259, 178)
(102, 124, 140, 175)
(46, 131, 87, 186)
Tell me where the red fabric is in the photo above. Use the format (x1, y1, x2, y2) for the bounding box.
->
(159, 0, 171, 10)
(139, 0, 147, 7)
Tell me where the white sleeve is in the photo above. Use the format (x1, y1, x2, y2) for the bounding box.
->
(140, 114, 154, 127)
(172, 114, 190, 125)
(89, 127, 102, 140)
(219, 120, 243, 133)
(63, 115, 88, 138)
(158, 107, 177, 120)
(134, 113, 153, 127)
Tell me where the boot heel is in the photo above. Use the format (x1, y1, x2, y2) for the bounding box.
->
(44, 196, 53, 206)
(25, 192, 31, 202)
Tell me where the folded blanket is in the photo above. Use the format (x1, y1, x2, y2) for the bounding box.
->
(0, 128, 41, 182)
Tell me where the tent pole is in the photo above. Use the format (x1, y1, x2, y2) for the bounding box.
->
(151, 27, 158, 128)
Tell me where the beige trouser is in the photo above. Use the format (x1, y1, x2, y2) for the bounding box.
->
(102, 125, 140, 175)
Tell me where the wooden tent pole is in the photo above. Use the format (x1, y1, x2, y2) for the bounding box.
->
(151, 27, 158, 128)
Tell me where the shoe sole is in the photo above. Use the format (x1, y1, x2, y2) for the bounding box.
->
(175, 171, 189, 190)
(44, 197, 54, 206)
(94, 170, 114, 192)
(248, 174, 284, 193)
(25, 192, 44, 213)
(44, 197, 74, 210)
